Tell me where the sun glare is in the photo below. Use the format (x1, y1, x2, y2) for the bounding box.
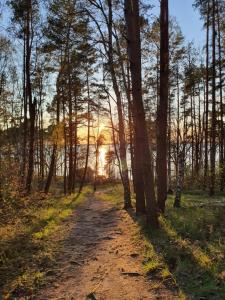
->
(98, 146, 107, 176)
(99, 123, 105, 133)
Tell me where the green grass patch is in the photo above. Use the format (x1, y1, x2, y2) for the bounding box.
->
(95, 183, 125, 206)
(100, 185, 225, 299)
(0, 186, 91, 299)
(142, 192, 225, 299)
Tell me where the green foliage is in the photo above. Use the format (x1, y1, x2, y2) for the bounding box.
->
(0, 186, 91, 299)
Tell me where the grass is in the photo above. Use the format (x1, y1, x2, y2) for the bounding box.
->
(95, 183, 125, 206)
(97, 185, 225, 299)
(141, 192, 225, 299)
(0, 186, 91, 299)
(1, 183, 224, 299)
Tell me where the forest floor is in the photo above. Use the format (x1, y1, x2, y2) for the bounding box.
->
(1, 184, 225, 299)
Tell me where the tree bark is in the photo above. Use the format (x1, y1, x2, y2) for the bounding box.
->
(108, 0, 131, 209)
(216, 1, 224, 191)
(124, 0, 158, 227)
(209, 0, 216, 196)
(156, 0, 169, 213)
(204, 1, 210, 190)
(79, 71, 91, 193)
(25, 0, 36, 193)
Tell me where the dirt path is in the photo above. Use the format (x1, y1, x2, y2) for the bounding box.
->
(36, 192, 175, 300)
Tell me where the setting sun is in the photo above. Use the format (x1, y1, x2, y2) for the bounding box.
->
(99, 123, 105, 133)
(98, 146, 107, 176)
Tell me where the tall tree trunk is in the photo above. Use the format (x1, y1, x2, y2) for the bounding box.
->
(176, 64, 180, 181)
(79, 71, 91, 193)
(72, 94, 78, 192)
(156, 0, 169, 213)
(210, 0, 216, 196)
(125, 0, 158, 227)
(168, 89, 172, 193)
(127, 68, 136, 194)
(204, 1, 210, 190)
(108, 0, 131, 209)
(114, 31, 139, 196)
(44, 84, 60, 194)
(25, 0, 36, 193)
(63, 94, 67, 195)
(22, 31, 27, 185)
(108, 96, 124, 184)
(197, 83, 202, 177)
(39, 106, 44, 184)
(217, 1, 224, 191)
(67, 52, 73, 194)
(190, 89, 194, 181)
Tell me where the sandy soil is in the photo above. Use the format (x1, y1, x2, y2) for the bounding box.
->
(35, 192, 176, 300)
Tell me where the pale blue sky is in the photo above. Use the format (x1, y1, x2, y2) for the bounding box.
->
(151, 0, 205, 48)
(1, 0, 205, 48)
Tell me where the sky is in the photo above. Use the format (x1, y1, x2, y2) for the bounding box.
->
(1, 0, 205, 48)
(151, 0, 205, 48)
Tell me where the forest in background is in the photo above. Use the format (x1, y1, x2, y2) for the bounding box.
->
(0, 0, 225, 212)
(0, 0, 225, 298)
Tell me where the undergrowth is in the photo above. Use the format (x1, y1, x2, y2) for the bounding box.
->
(99, 185, 225, 299)
(0, 186, 91, 299)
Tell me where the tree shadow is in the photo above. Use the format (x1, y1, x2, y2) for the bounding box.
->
(128, 204, 225, 299)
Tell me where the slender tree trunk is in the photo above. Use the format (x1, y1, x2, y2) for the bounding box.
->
(72, 94, 78, 192)
(191, 91, 194, 181)
(22, 31, 27, 185)
(79, 71, 91, 193)
(156, 0, 169, 213)
(127, 68, 136, 194)
(115, 32, 138, 196)
(216, 1, 224, 191)
(63, 94, 67, 195)
(39, 106, 44, 184)
(108, 97, 124, 184)
(93, 146, 99, 192)
(44, 83, 60, 194)
(193, 92, 199, 177)
(93, 111, 100, 192)
(197, 83, 202, 177)
(68, 53, 73, 194)
(108, 0, 131, 209)
(204, 1, 210, 190)
(26, 0, 36, 193)
(176, 65, 180, 180)
(210, 0, 216, 196)
(174, 149, 185, 208)
(167, 89, 172, 193)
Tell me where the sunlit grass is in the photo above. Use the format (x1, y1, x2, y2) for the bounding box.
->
(0, 186, 91, 299)
(95, 183, 125, 205)
(159, 216, 213, 269)
(100, 185, 225, 299)
(142, 193, 225, 299)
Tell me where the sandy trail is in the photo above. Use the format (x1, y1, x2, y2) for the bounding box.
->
(36, 192, 175, 300)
